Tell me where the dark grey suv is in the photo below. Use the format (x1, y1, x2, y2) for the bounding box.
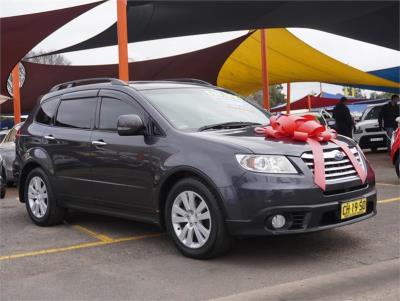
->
(14, 78, 377, 258)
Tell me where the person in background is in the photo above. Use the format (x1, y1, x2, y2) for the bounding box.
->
(333, 96, 354, 138)
(379, 94, 400, 149)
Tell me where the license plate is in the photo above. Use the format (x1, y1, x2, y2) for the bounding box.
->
(341, 198, 367, 220)
(370, 137, 383, 142)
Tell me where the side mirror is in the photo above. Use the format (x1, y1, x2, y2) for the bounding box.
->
(117, 114, 145, 136)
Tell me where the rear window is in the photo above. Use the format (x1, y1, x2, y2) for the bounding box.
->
(55, 98, 97, 129)
(36, 98, 60, 125)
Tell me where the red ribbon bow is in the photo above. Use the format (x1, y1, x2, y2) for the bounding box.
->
(255, 114, 367, 190)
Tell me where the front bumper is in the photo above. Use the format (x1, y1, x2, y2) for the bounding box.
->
(219, 157, 377, 236)
(225, 189, 376, 236)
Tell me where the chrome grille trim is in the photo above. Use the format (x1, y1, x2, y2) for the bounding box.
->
(301, 147, 365, 183)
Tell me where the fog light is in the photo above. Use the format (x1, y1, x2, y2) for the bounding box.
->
(271, 214, 286, 229)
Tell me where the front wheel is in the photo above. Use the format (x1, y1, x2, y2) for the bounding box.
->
(165, 178, 232, 259)
(24, 168, 66, 226)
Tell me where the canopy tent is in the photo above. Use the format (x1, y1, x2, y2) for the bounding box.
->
(344, 67, 400, 93)
(271, 93, 392, 112)
(0, 34, 249, 114)
(37, 0, 399, 58)
(2, 27, 399, 115)
(217, 29, 399, 95)
(0, 1, 104, 96)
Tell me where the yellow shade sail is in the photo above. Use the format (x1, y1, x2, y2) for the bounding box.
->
(217, 29, 399, 95)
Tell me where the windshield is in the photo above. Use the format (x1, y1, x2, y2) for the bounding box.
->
(142, 88, 270, 131)
(362, 106, 382, 121)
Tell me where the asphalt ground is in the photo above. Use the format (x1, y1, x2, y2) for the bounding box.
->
(0, 151, 399, 301)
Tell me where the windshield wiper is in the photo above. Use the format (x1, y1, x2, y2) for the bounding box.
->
(198, 122, 262, 132)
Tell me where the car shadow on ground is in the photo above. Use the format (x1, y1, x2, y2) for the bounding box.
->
(64, 210, 363, 265)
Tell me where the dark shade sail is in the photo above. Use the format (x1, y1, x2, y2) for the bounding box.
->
(0, 1, 104, 96)
(42, 0, 399, 57)
(0, 33, 248, 114)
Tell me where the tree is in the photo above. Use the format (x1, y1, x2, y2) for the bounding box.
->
(369, 91, 393, 99)
(23, 50, 71, 65)
(342, 86, 364, 98)
(247, 84, 286, 108)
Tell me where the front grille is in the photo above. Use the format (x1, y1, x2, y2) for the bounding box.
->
(301, 147, 365, 183)
(365, 127, 382, 133)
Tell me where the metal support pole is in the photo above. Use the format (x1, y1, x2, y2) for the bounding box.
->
(12, 64, 21, 124)
(117, 0, 129, 81)
(260, 29, 270, 110)
(286, 82, 291, 114)
(307, 95, 312, 111)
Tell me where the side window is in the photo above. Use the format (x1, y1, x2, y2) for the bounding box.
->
(99, 97, 138, 131)
(55, 98, 97, 129)
(36, 97, 60, 125)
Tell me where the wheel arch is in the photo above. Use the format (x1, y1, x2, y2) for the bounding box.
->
(18, 160, 45, 203)
(156, 167, 226, 229)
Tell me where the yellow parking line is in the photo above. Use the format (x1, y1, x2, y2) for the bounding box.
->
(73, 225, 115, 243)
(378, 197, 400, 204)
(376, 182, 400, 187)
(0, 233, 161, 261)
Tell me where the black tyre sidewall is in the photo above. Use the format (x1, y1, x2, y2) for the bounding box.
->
(396, 157, 400, 178)
(24, 168, 59, 226)
(0, 170, 5, 199)
(165, 178, 227, 259)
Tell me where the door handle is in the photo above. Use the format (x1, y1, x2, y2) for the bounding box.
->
(44, 135, 56, 141)
(92, 140, 108, 146)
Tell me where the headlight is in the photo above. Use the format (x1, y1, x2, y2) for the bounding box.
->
(236, 154, 298, 174)
(354, 126, 362, 134)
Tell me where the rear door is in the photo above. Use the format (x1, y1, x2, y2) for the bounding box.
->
(90, 90, 154, 213)
(42, 90, 98, 206)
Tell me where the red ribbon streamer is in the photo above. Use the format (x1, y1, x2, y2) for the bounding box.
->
(255, 114, 367, 190)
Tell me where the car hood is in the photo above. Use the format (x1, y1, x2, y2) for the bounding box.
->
(193, 127, 354, 157)
(357, 119, 379, 128)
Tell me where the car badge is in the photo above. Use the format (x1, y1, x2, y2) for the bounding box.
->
(334, 150, 345, 161)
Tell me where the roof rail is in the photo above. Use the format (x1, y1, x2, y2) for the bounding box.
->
(159, 78, 213, 86)
(49, 78, 127, 92)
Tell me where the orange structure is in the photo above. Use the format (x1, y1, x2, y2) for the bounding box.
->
(286, 82, 291, 114)
(116, 0, 129, 81)
(12, 64, 21, 123)
(307, 95, 312, 111)
(260, 29, 270, 110)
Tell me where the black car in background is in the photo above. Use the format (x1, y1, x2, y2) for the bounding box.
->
(14, 78, 377, 258)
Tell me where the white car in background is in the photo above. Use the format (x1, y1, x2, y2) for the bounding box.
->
(353, 104, 387, 152)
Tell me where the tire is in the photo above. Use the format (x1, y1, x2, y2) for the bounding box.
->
(24, 168, 66, 226)
(165, 178, 233, 259)
(0, 169, 6, 199)
(396, 156, 400, 178)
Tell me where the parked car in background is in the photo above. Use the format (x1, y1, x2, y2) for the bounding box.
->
(15, 78, 376, 259)
(0, 155, 6, 198)
(390, 117, 400, 177)
(353, 104, 387, 152)
(291, 109, 335, 129)
(0, 122, 24, 185)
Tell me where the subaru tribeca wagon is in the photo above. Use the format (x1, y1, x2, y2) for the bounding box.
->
(14, 78, 377, 259)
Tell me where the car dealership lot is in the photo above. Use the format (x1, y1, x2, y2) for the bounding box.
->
(1, 151, 399, 301)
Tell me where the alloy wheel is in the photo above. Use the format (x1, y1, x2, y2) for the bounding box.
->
(171, 191, 211, 249)
(28, 176, 48, 218)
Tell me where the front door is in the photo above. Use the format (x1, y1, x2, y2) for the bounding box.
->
(90, 90, 154, 213)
